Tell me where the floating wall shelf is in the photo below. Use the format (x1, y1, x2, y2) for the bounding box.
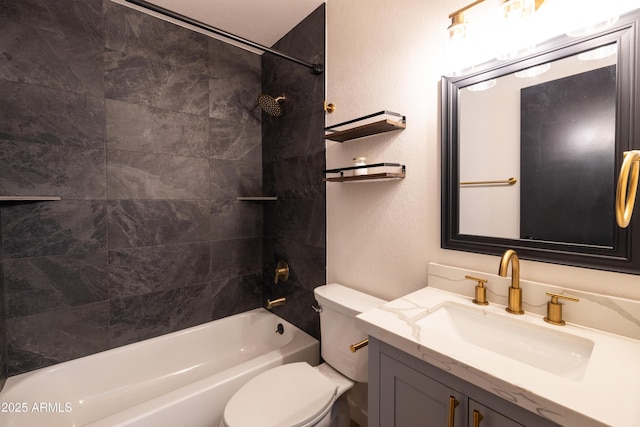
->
(323, 111, 406, 142)
(0, 196, 61, 202)
(323, 163, 406, 182)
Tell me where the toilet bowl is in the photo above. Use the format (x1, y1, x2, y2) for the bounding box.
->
(220, 284, 386, 427)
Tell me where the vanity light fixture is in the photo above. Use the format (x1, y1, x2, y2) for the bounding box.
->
(447, 0, 546, 40)
(514, 63, 551, 78)
(466, 79, 497, 91)
(447, 0, 484, 41)
(567, 16, 620, 37)
(502, 0, 545, 20)
(578, 44, 617, 61)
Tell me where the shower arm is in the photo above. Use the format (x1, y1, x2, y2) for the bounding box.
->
(124, 0, 324, 75)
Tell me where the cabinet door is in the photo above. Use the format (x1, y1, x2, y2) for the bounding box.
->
(469, 400, 523, 427)
(380, 353, 467, 427)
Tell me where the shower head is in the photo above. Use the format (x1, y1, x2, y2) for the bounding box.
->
(258, 94, 286, 117)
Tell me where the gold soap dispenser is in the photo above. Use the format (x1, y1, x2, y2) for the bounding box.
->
(465, 275, 489, 305)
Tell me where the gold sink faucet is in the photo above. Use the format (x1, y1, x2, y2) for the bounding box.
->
(498, 249, 524, 314)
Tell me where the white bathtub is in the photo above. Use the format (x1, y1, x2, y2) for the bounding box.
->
(0, 308, 319, 427)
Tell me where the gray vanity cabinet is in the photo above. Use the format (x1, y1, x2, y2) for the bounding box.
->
(369, 338, 559, 427)
(379, 351, 468, 427)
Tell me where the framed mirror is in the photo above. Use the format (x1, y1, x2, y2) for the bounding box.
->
(441, 9, 640, 274)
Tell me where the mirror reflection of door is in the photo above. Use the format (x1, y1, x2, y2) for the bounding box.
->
(520, 65, 616, 247)
(458, 42, 618, 245)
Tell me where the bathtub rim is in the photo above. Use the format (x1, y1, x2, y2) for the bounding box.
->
(0, 308, 320, 427)
(4, 308, 315, 386)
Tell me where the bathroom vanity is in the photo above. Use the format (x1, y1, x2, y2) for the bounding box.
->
(425, 8, 640, 425)
(357, 263, 640, 426)
(368, 338, 558, 427)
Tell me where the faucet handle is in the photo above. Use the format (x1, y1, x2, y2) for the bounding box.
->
(465, 275, 489, 306)
(274, 260, 289, 284)
(544, 292, 579, 326)
(349, 339, 369, 353)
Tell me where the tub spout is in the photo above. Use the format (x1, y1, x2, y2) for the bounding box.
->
(266, 297, 286, 310)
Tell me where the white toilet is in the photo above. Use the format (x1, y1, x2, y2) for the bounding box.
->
(220, 283, 386, 427)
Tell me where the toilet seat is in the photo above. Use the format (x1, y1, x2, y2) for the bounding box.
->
(222, 362, 338, 427)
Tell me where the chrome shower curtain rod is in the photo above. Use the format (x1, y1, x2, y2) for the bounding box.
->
(124, 0, 324, 75)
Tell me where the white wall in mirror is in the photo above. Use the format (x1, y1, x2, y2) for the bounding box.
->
(459, 45, 617, 239)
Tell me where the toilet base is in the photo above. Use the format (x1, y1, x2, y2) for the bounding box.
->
(347, 382, 368, 427)
(313, 363, 357, 427)
(329, 394, 352, 427)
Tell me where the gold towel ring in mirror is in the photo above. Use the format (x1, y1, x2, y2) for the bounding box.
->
(616, 150, 640, 228)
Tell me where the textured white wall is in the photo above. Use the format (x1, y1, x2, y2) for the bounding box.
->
(325, 0, 640, 302)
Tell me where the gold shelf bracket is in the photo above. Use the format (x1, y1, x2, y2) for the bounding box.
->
(324, 101, 336, 113)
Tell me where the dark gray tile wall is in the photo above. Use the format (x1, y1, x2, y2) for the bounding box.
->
(0, 0, 266, 376)
(262, 5, 326, 340)
(0, 209, 6, 388)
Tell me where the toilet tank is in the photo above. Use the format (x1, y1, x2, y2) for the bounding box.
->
(314, 284, 387, 383)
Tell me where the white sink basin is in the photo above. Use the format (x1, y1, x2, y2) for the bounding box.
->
(356, 283, 640, 426)
(417, 301, 594, 381)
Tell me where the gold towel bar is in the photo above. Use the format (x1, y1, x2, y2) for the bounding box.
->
(460, 177, 517, 186)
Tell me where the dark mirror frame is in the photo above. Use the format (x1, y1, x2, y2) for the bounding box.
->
(441, 9, 640, 274)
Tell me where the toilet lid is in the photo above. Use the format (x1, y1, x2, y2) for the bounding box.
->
(223, 362, 338, 427)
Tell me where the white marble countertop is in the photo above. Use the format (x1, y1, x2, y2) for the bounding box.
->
(357, 286, 640, 427)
